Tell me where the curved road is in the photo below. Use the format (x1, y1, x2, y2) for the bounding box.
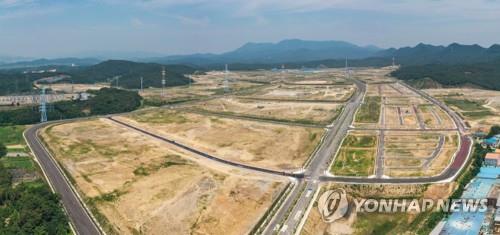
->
(24, 122, 102, 235)
(23, 77, 471, 235)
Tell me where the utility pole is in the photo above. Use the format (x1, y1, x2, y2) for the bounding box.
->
(345, 57, 349, 79)
(161, 67, 166, 97)
(224, 64, 229, 93)
(40, 87, 47, 123)
(140, 77, 143, 93)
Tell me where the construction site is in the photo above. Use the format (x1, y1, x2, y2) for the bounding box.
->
(30, 66, 472, 235)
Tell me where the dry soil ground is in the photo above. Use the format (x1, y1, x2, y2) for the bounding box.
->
(424, 88, 500, 131)
(243, 84, 355, 102)
(115, 108, 324, 171)
(41, 118, 286, 235)
(383, 131, 459, 177)
(301, 183, 456, 235)
(184, 97, 342, 124)
(46, 83, 110, 93)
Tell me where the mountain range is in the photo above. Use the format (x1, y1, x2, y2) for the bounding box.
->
(148, 39, 381, 65)
(1, 39, 500, 69)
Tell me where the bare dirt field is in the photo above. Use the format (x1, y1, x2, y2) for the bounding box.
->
(115, 108, 324, 171)
(384, 105, 420, 129)
(184, 97, 342, 124)
(417, 104, 456, 129)
(243, 84, 355, 102)
(354, 67, 397, 84)
(383, 131, 459, 177)
(46, 83, 110, 93)
(140, 76, 261, 102)
(41, 118, 286, 235)
(424, 88, 500, 131)
(301, 183, 455, 235)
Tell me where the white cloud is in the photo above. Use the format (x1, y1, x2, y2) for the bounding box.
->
(0, 6, 60, 20)
(0, 0, 34, 8)
(130, 17, 144, 27)
(173, 15, 210, 26)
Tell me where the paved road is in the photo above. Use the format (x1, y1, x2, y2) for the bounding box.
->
(24, 123, 102, 235)
(413, 104, 426, 129)
(375, 130, 385, 178)
(181, 109, 325, 129)
(23, 78, 471, 235)
(263, 78, 367, 235)
(350, 127, 458, 132)
(322, 135, 471, 183)
(264, 80, 472, 235)
(107, 117, 303, 178)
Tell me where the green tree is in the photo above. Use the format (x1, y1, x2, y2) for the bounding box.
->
(487, 125, 500, 138)
(0, 143, 6, 158)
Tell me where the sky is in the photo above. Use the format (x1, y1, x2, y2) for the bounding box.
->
(1, 0, 500, 58)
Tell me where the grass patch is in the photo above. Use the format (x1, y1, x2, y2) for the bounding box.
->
(462, 110, 494, 119)
(0, 125, 26, 145)
(132, 110, 188, 124)
(133, 154, 189, 177)
(331, 149, 375, 176)
(92, 189, 126, 202)
(355, 96, 381, 123)
(344, 135, 376, 148)
(1, 156, 34, 169)
(353, 212, 412, 235)
(443, 98, 487, 112)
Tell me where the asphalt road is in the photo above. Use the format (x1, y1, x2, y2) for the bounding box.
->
(262, 80, 472, 235)
(107, 117, 303, 178)
(22, 79, 471, 235)
(24, 123, 102, 235)
(263, 78, 367, 235)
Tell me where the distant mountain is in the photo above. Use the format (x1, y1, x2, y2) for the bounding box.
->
(0, 55, 33, 64)
(376, 43, 500, 65)
(149, 39, 381, 65)
(0, 58, 102, 69)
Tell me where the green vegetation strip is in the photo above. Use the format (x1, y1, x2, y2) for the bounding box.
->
(331, 135, 377, 176)
(355, 96, 381, 123)
(185, 108, 333, 127)
(0, 125, 26, 145)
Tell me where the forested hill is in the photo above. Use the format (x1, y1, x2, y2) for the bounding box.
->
(391, 60, 500, 90)
(66, 60, 198, 89)
(377, 43, 500, 65)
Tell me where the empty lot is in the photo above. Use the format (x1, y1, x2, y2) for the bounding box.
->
(185, 97, 342, 125)
(115, 108, 324, 171)
(41, 118, 285, 235)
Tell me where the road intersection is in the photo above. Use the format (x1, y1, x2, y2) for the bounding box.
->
(23, 74, 472, 235)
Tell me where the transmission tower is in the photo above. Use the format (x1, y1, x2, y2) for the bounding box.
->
(140, 77, 143, 93)
(40, 87, 47, 123)
(392, 56, 396, 68)
(345, 57, 349, 79)
(161, 67, 166, 97)
(224, 64, 229, 93)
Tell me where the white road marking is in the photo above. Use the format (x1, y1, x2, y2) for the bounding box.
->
(294, 210, 303, 220)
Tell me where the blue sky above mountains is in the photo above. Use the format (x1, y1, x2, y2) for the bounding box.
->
(1, 0, 500, 57)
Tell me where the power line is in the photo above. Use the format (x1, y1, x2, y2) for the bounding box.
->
(40, 87, 47, 123)
(161, 67, 166, 97)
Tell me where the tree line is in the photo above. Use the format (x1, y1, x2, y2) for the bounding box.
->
(0, 88, 142, 126)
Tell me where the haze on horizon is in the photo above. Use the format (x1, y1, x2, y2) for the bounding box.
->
(1, 0, 500, 58)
